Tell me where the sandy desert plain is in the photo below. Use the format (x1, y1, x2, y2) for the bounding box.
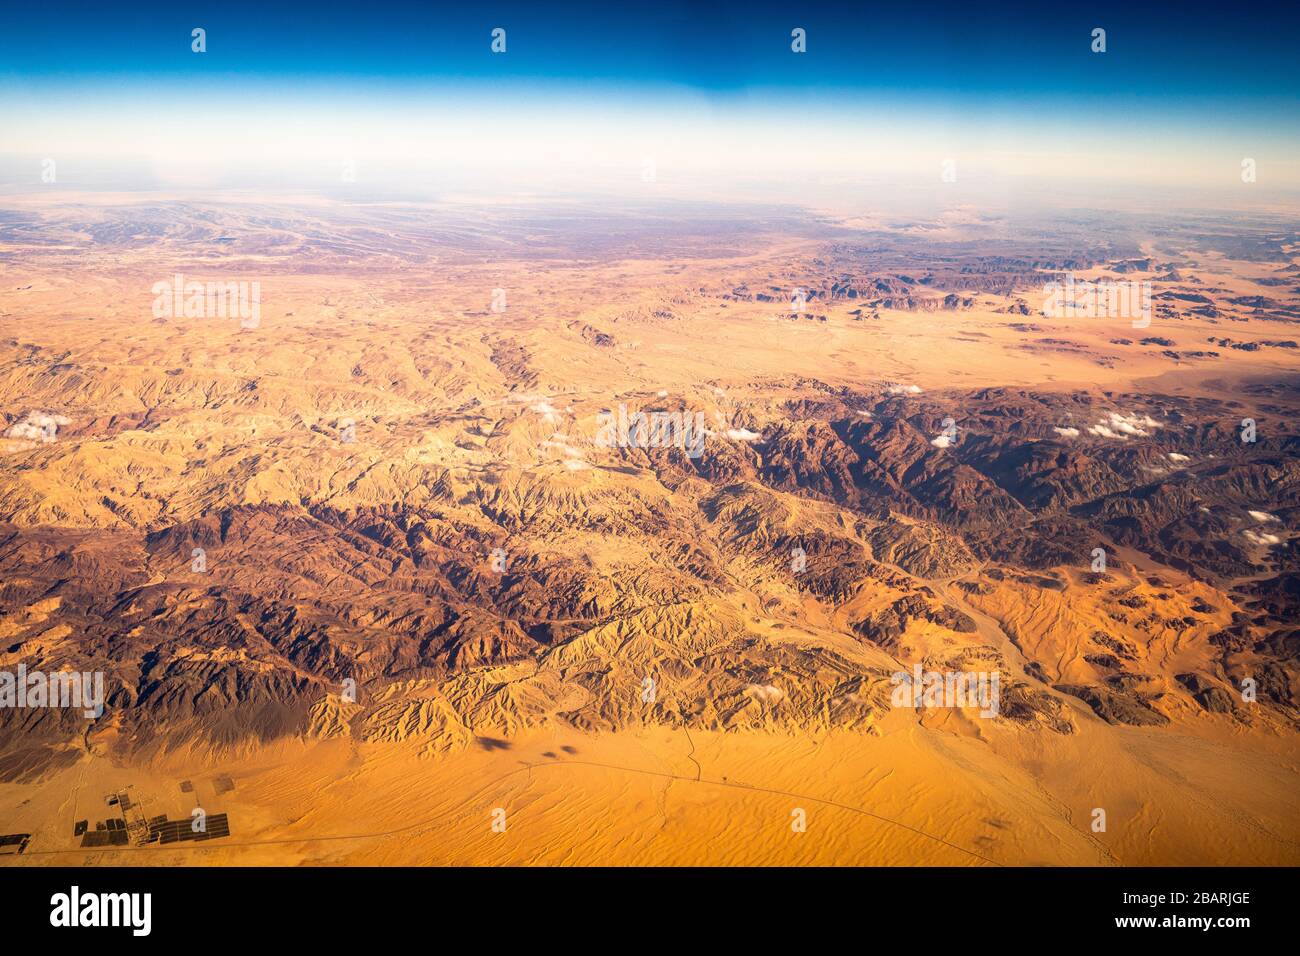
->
(0, 192, 1297, 865)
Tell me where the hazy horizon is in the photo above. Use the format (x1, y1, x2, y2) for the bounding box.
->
(3, 0, 1298, 202)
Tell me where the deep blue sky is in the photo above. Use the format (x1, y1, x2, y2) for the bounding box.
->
(2, 0, 1298, 103)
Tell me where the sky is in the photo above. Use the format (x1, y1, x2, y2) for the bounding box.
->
(1, 0, 1297, 200)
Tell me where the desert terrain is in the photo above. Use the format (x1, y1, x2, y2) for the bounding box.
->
(0, 194, 1297, 865)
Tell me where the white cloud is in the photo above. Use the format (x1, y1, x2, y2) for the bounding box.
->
(5, 411, 70, 443)
(744, 684, 784, 704)
(542, 437, 584, 458)
(1087, 411, 1162, 440)
(530, 401, 560, 423)
(1244, 529, 1282, 547)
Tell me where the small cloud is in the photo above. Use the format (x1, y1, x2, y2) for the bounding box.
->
(531, 401, 559, 423)
(1168, 452, 1191, 463)
(5, 411, 70, 443)
(930, 434, 953, 449)
(542, 437, 584, 458)
(1248, 510, 1278, 523)
(726, 428, 762, 441)
(744, 684, 784, 705)
(1087, 424, 1121, 439)
(1088, 411, 1162, 440)
(1053, 426, 1080, 438)
(885, 383, 923, 396)
(1243, 529, 1282, 547)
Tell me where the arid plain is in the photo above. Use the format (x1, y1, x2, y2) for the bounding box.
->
(0, 194, 1297, 865)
